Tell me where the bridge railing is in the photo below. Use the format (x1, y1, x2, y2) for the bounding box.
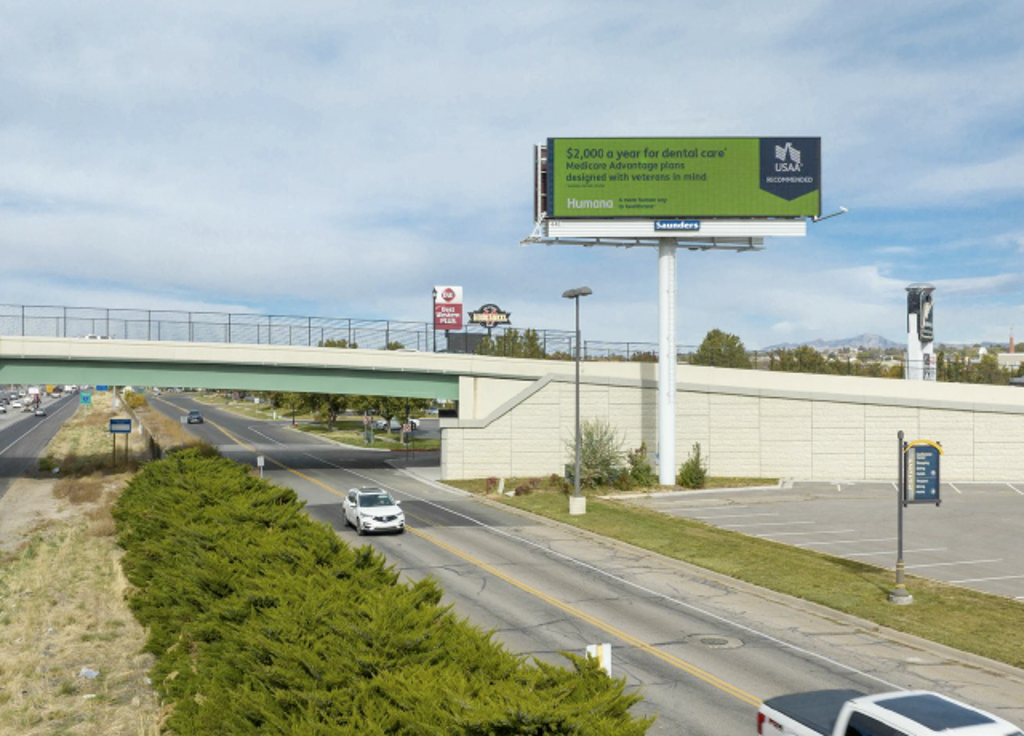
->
(0, 303, 691, 361)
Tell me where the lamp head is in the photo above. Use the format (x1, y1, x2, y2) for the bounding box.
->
(562, 286, 593, 299)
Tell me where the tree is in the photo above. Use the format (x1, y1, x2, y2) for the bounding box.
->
(691, 329, 751, 369)
(320, 338, 358, 349)
(771, 345, 829, 374)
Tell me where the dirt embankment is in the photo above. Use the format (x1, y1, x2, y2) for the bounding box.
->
(0, 393, 164, 735)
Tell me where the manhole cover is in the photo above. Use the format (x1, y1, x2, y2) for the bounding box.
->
(684, 633, 743, 650)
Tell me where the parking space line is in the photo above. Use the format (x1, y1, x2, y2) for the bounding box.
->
(846, 547, 946, 558)
(949, 482, 963, 494)
(949, 574, 1024, 584)
(670, 505, 749, 511)
(905, 559, 1002, 570)
(797, 537, 897, 547)
(1007, 483, 1024, 496)
(722, 521, 815, 529)
(757, 529, 857, 538)
(692, 513, 780, 520)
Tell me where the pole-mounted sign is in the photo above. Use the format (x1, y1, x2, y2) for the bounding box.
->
(890, 431, 943, 605)
(469, 303, 511, 328)
(904, 440, 942, 506)
(433, 285, 463, 331)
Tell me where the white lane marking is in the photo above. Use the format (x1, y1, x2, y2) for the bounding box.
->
(758, 529, 857, 538)
(905, 559, 1002, 570)
(722, 521, 815, 529)
(949, 574, 1024, 584)
(1007, 483, 1024, 496)
(949, 482, 963, 495)
(235, 435, 905, 694)
(891, 482, 899, 491)
(322, 461, 905, 692)
(836, 484, 842, 493)
(691, 513, 780, 520)
(798, 537, 897, 547)
(846, 548, 946, 558)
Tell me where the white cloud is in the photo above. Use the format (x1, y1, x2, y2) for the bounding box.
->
(2, 1, 1024, 351)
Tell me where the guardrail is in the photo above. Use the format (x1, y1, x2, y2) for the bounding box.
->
(0, 303, 685, 361)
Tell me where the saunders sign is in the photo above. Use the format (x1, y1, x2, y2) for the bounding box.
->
(546, 137, 820, 219)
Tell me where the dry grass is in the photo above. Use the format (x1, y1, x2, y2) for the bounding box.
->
(0, 522, 164, 735)
(0, 390, 164, 734)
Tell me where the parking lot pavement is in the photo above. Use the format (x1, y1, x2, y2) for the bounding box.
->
(628, 481, 1024, 601)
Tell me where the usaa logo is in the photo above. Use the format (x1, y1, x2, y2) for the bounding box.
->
(774, 142, 803, 173)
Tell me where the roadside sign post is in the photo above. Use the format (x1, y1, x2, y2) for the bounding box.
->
(256, 455, 265, 478)
(79, 390, 92, 416)
(890, 431, 943, 605)
(109, 418, 131, 468)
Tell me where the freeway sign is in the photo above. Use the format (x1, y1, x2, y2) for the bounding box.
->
(79, 391, 92, 405)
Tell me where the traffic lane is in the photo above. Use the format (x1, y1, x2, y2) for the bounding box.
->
(162, 403, 896, 724)
(632, 484, 1024, 599)
(305, 505, 756, 735)
(151, 397, 1024, 724)
(0, 394, 79, 500)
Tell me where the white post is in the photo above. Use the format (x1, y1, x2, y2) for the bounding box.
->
(658, 243, 677, 486)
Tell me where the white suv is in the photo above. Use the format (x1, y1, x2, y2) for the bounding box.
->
(343, 488, 405, 535)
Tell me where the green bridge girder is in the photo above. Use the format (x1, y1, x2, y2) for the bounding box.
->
(0, 358, 460, 400)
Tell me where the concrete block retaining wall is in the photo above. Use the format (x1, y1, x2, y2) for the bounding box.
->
(441, 365, 1024, 482)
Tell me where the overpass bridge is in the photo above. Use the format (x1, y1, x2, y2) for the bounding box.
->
(4, 335, 1024, 482)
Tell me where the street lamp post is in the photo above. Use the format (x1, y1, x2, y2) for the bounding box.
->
(562, 286, 592, 516)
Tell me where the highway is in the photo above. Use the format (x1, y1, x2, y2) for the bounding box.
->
(151, 395, 1024, 732)
(0, 393, 80, 501)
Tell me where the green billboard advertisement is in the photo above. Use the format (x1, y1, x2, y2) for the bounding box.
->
(546, 137, 821, 219)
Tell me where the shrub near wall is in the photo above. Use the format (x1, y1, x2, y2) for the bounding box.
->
(113, 450, 651, 735)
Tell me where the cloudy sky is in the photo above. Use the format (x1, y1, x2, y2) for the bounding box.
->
(3, 2, 1023, 349)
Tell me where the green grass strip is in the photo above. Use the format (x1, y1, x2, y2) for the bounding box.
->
(496, 492, 1024, 670)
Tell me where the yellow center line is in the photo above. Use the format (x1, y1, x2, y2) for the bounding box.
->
(156, 396, 762, 708)
(407, 524, 761, 708)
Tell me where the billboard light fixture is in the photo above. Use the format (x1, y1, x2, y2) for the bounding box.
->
(813, 206, 848, 223)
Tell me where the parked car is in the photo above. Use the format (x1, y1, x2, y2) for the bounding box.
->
(342, 488, 405, 535)
(371, 417, 420, 432)
(186, 410, 204, 424)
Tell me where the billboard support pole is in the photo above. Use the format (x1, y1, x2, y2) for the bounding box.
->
(658, 242, 677, 486)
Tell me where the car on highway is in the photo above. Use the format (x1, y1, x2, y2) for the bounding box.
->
(11, 401, 22, 409)
(186, 410, 204, 424)
(343, 488, 405, 535)
(0, 404, 6, 414)
(34, 407, 46, 417)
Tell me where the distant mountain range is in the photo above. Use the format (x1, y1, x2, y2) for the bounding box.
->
(761, 333, 902, 352)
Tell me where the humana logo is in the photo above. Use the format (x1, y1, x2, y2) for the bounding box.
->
(774, 142, 802, 172)
(567, 198, 613, 209)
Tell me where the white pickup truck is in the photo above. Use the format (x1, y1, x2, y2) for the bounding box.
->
(758, 689, 1021, 736)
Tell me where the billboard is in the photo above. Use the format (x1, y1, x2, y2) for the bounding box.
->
(544, 137, 820, 219)
(433, 286, 463, 331)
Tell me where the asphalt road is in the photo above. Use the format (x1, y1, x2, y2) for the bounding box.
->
(0, 393, 79, 501)
(628, 482, 1024, 601)
(149, 395, 1024, 731)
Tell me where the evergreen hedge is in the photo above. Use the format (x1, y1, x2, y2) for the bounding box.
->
(114, 449, 652, 734)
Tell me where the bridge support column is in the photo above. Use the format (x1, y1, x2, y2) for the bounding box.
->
(658, 242, 677, 486)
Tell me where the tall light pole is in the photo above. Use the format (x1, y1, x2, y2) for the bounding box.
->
(562, 286, 592, 516)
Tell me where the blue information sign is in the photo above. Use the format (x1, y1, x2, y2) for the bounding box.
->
(79, 391, 92, 405)
(109, 418, 132, 434)
(905, 442, 941, 505)
(95, 385, 109, 392)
